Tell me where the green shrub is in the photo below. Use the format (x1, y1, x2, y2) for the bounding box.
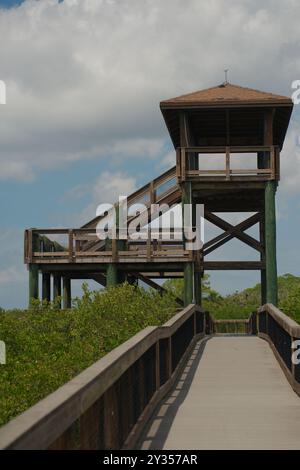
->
(0, 283, 177, 426)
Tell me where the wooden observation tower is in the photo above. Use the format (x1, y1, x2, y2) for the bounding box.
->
(25, 82, 293, 308)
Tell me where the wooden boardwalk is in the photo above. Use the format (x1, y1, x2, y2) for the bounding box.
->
(139, 336, 300, 450)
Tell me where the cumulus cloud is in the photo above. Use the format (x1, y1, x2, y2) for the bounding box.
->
(280, 126, 300, 194)
(1, 0, 300, 182)
(63, 170, 137, 225)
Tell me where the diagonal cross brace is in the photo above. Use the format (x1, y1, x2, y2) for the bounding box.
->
(203, 211, 262, 255)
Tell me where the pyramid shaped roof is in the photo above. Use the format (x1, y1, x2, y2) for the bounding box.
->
(160, 83, 293, 149)
(160, 83, 292, 108)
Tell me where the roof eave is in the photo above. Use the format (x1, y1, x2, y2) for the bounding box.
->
(160, 100, 293, 110)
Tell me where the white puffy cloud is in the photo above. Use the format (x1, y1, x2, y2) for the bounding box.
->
(61, 170, 137, 225)
(1, 0, 300, 181)
(280, 126, 300, 194)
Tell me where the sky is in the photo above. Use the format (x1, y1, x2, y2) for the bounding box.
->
(1, 0, 300, 308)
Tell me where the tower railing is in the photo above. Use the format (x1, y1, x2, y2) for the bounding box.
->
(176, 145, 279, 182)
(24, 228, 196, 264)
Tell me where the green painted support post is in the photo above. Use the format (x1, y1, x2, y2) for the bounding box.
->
(259, 213, 267, 305)
(184, 263, 194, 306)
(63, 277, 71, 309)
(194, 271, 202, 306)
(29, 264, 39, 306)
(42, 273, 51, 302)
(104, 202, 122, 288)
(182, 181, 195, 306)
(261, 270, 267, 305)
(265, 181, 278, 305)
(53, 274, 61, 308)
(107, 263, 118, 288)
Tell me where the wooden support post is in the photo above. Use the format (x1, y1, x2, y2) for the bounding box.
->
(106, 263, 118, 288)
(265, 181, 278, 305)
(29, 264, 39, 306)
(63, 277, 71, 309)
(68, 230, 74, 261)
(147, 226, 151, 260)
(194, 270, 201, 306)
(53, 274, 61, 308)
(28, 230, 39, 306)
(42, 273, 51, 302)
(259, 212, 267, 305)
(182, 181, 194, 306)
(225, 146, 230, 180)
(184, 262, 194, 306)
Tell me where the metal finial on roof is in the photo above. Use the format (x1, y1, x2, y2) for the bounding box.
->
(224, 69, 229, 85)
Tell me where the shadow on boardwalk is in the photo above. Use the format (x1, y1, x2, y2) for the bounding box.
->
(137, 336, 211, 450)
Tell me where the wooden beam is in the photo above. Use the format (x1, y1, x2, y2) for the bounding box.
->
(203, 212, 261, 255)
(204, 261, 264, 270)
(204, 210, 262, 252)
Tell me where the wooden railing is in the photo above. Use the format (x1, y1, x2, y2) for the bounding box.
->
(257, 304, 300, 396)
(82, 166, 179, 230)
(176, 146, 279, 182)
(24, 167, 181, 261)
(211, 316, 255, 335)
(0, 304, 205, 450)
(24, 228, 193, 264)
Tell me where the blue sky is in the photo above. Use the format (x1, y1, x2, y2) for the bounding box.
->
(1, 0, 300, 308)
(0, 0, 24, 7)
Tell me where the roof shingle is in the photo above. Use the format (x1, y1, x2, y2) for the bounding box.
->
(160, 83, 292, 107)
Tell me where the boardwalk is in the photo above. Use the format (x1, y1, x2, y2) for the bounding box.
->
(139, 336, 300, 450)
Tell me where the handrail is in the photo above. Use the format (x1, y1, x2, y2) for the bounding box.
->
(0, 304, 205, 450)
(25, 228, 191, 264)
(82, 165, 178, 229)
(177, 145, 279, 182)
(257, 303, 300, 396)
(258, 303, 300, 337)
(206, 312, 257, 335)
(24, 166, 180, 260)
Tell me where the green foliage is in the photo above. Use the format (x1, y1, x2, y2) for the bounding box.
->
(1, 273, 300, 427)
(203, 273, 300, 320)
(277, 274, 300, 322)
(164, 274, 220, 301)
(164, 273, 300, 321)
(0, 283, 177, 426)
